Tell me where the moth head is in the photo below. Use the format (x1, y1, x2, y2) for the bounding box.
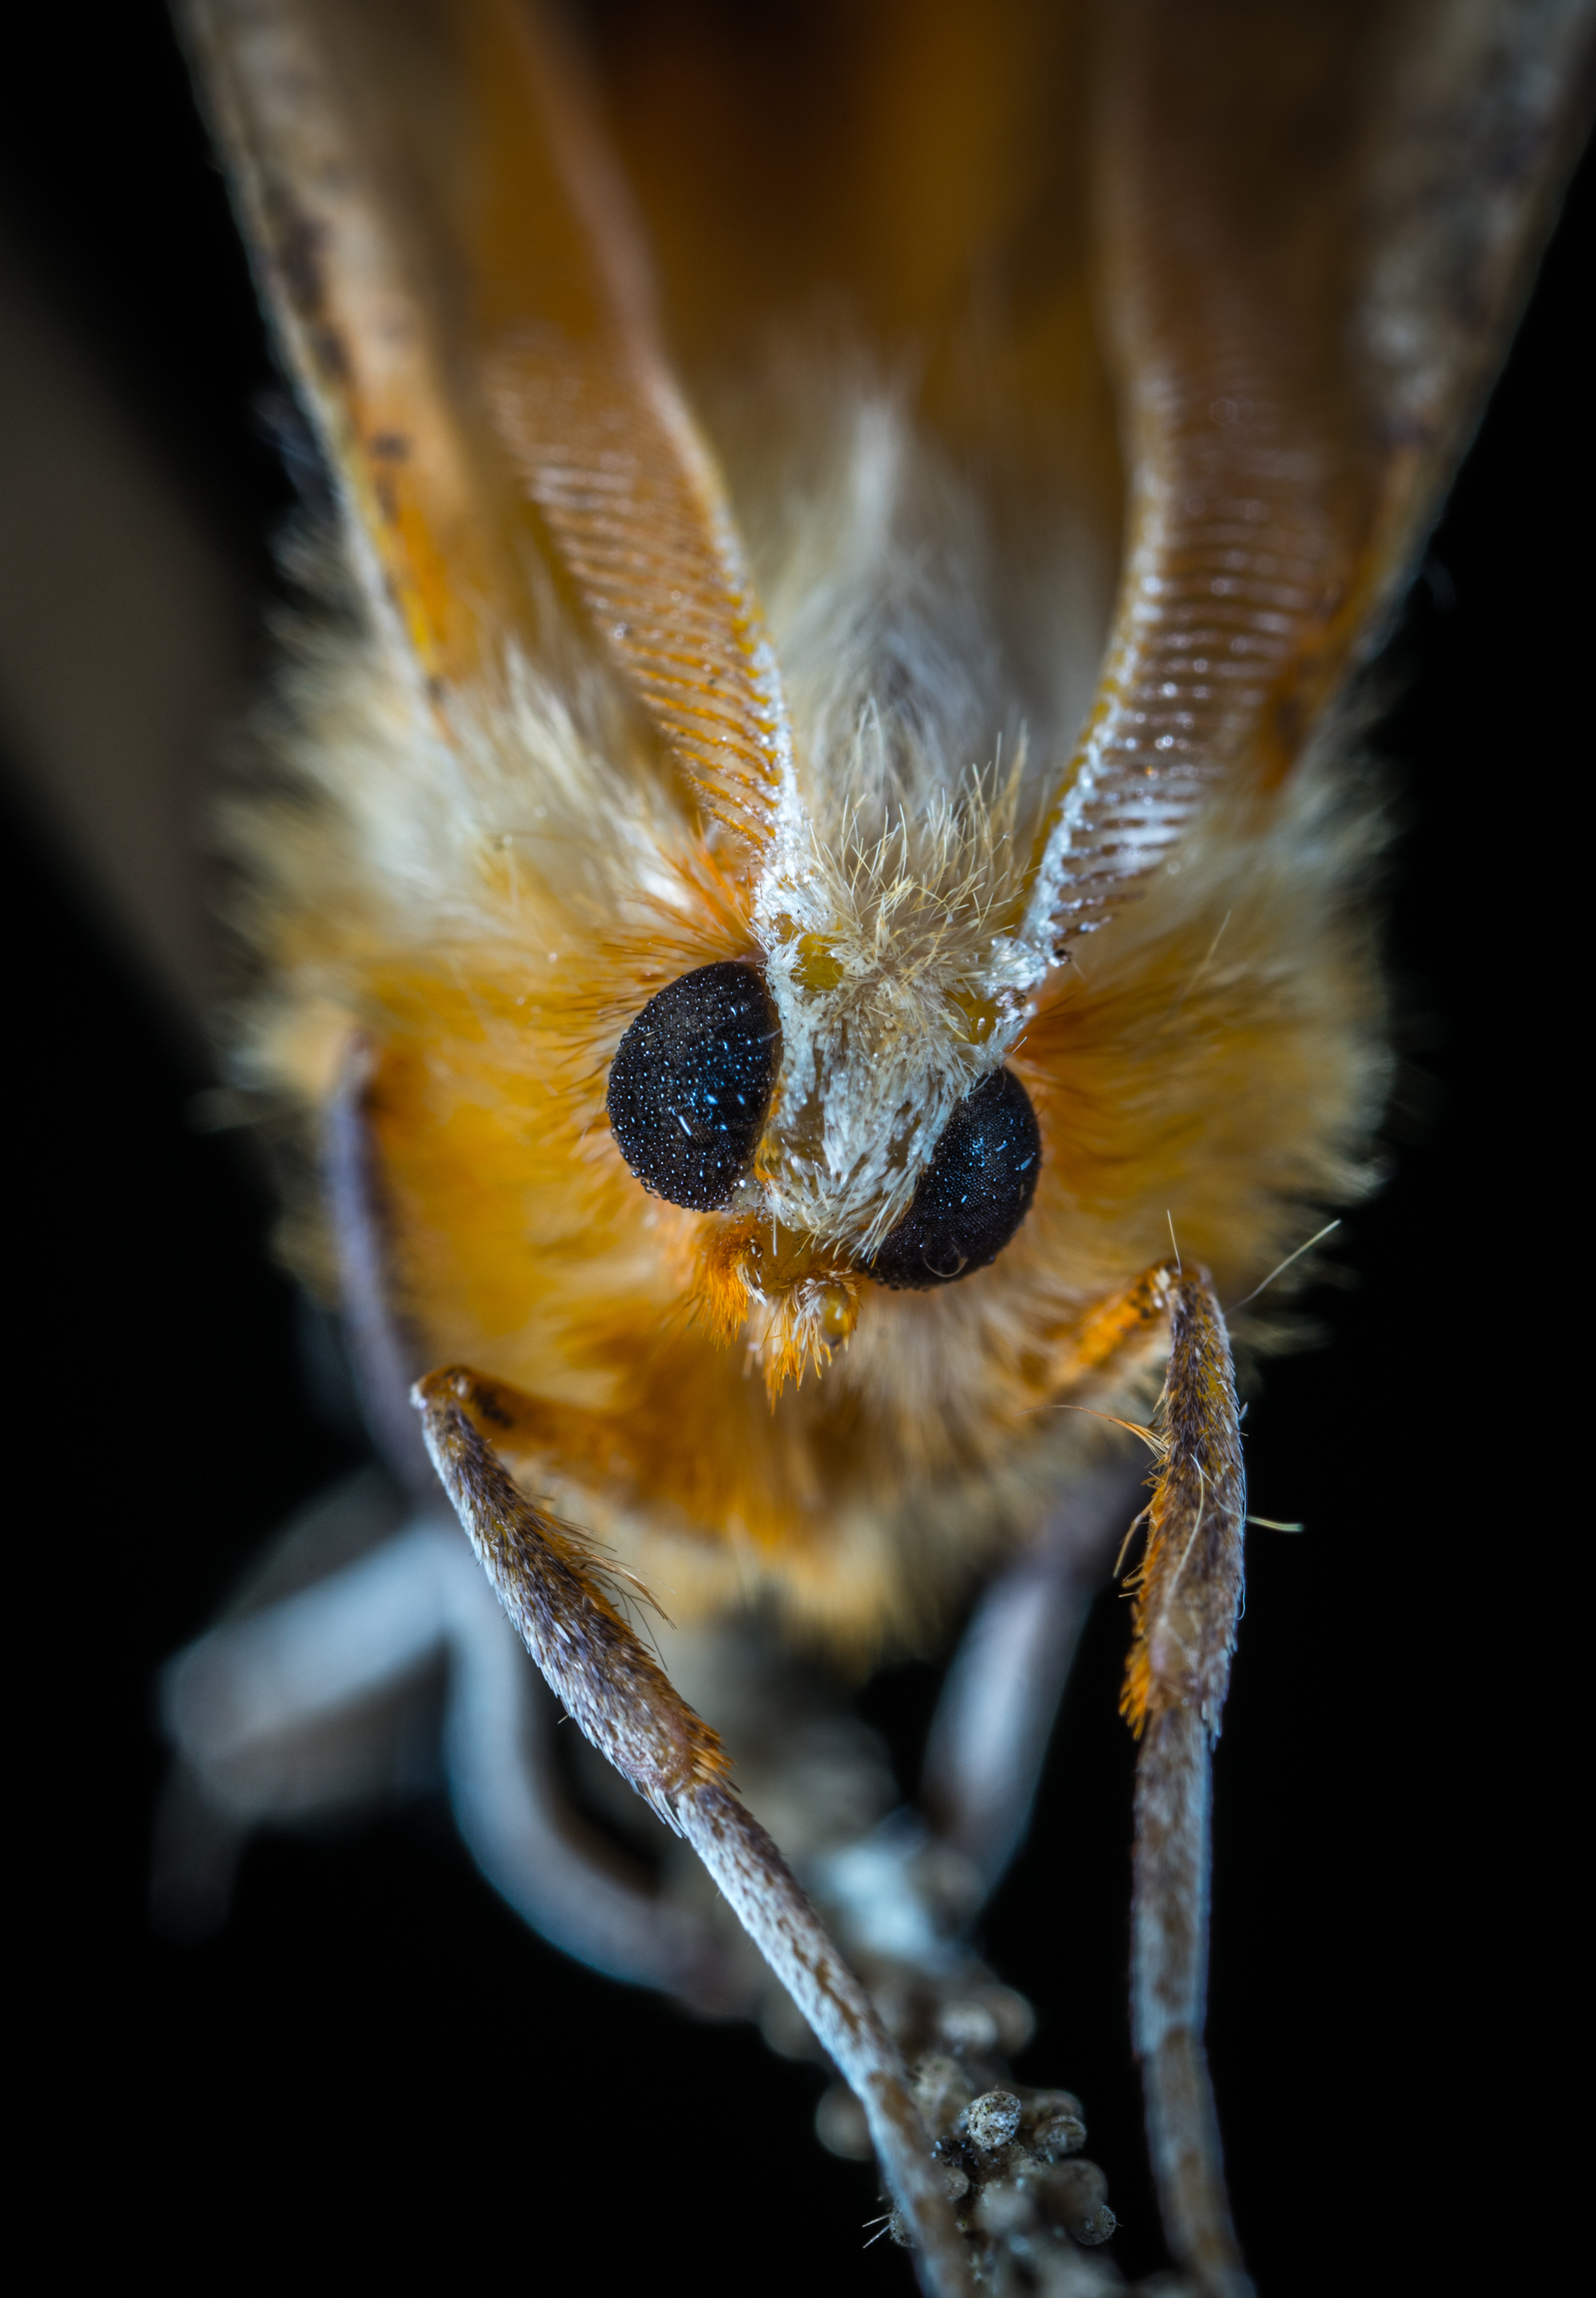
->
(604, 808, 1046, 1389)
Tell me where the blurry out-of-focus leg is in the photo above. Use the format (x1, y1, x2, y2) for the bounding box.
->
(159, 1500, 744, 2005)
(155, 1507, 461, 1935)
(322, 1036, 435, 1498)
(418, 1365, 972, 2298)
(436, 1537, 748, 2011)
(920, 1461, 1147, 1901)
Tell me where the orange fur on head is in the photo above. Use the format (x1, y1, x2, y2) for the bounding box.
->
(191, 0, 1584, 1673)
(229, 391, 1388, 1658)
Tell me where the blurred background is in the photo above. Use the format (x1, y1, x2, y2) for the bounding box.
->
(3, 3, 1587, 2288)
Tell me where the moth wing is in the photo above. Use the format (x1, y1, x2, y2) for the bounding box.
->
(177, 0, 791, 849)
(1024, 0, 1595, 953)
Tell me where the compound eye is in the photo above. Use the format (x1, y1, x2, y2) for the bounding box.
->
(606, 961, 780, 1210)
(867, 1067, 1041, 1290)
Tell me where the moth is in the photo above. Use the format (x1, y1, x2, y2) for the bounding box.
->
(158, 3, 1592, 2292)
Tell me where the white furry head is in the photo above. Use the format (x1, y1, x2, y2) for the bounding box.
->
(733, 389, 1088, 1254)
(751, 781, 1041, 1254)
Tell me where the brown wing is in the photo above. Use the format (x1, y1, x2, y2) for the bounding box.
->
(176, 0, 792, 849)
(1021, 0, 1594, 956)
(181, 0, 1591, 915)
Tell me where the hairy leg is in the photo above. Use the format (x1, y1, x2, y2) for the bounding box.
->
(416, 1363, 973, 2298)
(958, 1258, 1252, 2291)
(437, 1530, 743, 2008)
(1122, 1267, 1252, 2298)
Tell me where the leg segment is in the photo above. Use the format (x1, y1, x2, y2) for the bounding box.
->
(920, 1461, 1149, 1903)
(322, 1036, 435, 1497)
(1124, 1267, 1253, 2298)
(161, 1496, 741, 2005)
(415, 1364, 972, 2298)
(431, 1527, 746, 2010)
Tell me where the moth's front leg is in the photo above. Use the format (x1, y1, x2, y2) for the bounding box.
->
(1121, 1269, 1253, 2298)
(413, 1364, 973, 2298)
(1007, 1263, 1251, 2292)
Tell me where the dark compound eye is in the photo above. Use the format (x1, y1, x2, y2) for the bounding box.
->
(606, 961, 780, 1211)
(867, 1067, 1041, 1291)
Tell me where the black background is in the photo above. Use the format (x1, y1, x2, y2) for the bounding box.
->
(3, 7, 1587, 2290)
